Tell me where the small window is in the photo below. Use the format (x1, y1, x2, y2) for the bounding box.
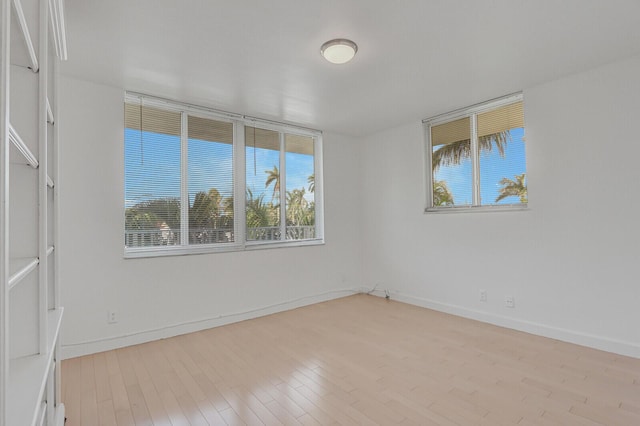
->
(424, 94, 527, 211)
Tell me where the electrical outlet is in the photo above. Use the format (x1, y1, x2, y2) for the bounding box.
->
(480, 289, 487, 302)
(107, 310, 118, 324)
(505, 296, 515, 308)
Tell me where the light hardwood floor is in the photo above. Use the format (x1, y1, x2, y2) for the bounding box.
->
(61, 294, 640, 425)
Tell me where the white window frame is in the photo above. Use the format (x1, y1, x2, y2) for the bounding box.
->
(243, 118, 324, 249)
(423, 92, 527, 213)
(124, 92, 324, 258)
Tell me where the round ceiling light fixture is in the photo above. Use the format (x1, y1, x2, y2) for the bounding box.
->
(320, 39, 358, 64)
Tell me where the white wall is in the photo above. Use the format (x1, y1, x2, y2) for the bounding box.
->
(58, 77, 363, 358)
(360, 55, 640, 357)
(59, 54, 640, 359)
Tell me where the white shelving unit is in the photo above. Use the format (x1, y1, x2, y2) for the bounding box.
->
(1, 0, 67, 425)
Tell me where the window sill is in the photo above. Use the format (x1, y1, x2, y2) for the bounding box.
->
(424, 204, 528, 214)
(124, 238, 325, 259)
(245, 238, 324, 251)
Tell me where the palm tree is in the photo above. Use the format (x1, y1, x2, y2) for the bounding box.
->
(308, 173, 315, 193)
(207, 188, 224, 227)
(495, 173, 527, 203)
(432, 132, 509, 172)
(220, 195, 234, 228)
(223, 195, 234, 215)
(246, 189, 275, 229)
(265, 165, 280, 200)
(433, 180, 454, 206)
(286, 188, 311, 226)
(246, 189, 280, 239)
(189, 191, 215, 229)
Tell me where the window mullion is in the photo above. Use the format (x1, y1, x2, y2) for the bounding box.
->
(235, 122, 246, 246)
(313, 135, 324, 239)
(470, 113, 480, 206)
(425, 125, 434, 209)
(279, 133, 286, 241)
(180, 112, 189, 245)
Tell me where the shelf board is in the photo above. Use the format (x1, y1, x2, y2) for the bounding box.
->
(8, 308, 64, 426)
(49, 0, 67, 60)
(37, 401, 46, 426)
(8, 256, 39, 290)
(8, 123, 38, 168)
(46, 97, 54, 124)
(11, 0, 39, 72)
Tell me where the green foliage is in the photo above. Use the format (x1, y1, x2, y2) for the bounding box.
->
(125, 189, 237, 234)
(433, 180, 454, 206)
(246, 189, 278, 229)
(308, 173, 315, 193)
(125, 210, 159, 230)
(127, 170, 316, 235)
(125, 197, 180, 231)
(189, 191, 215, 229)
(431, 130, 526, 206)
(496, 173, 528, 203)
(432, 131, 509, 172)
(223, 195, 234, 217)
(265, 165, 280, 200)
(286, 188, 314, 226)
(189, 189, 234, 230)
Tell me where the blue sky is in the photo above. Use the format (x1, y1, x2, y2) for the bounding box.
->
(433, 127, 526, 205)
(125, 129, 181, 207)
(245, 146, 314, 202)
(126, 127, 524, 210)
(125, 128, 526, 211)
(125, 129, 314, 208)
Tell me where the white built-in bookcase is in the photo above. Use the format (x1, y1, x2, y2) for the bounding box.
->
(1, 0, 67, 425)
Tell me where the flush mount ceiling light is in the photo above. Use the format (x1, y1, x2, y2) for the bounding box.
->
(320, 39, 358, 64)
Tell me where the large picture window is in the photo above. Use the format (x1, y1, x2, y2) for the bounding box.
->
(124, 93, 323, 257)
(424, 93, 526, 211)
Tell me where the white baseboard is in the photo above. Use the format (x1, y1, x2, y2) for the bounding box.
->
(61, 288, 359, 359)
(368, 289, 640, 359)
(63, 287, 640, 360)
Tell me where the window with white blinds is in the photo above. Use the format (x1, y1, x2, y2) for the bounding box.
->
(245, 127, 281, 241)
(124, 103, 182, 248)
(187, 115, 235, 245)
(244, 127, 317, 242)
(424, 93, 527, 210)
(124, 93, 324, 256)
(285, 133, 315, 240)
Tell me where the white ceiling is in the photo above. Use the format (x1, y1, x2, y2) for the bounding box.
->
(62, 0, 640, 137)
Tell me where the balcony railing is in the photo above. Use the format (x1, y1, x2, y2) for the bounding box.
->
(124, 229, 183, 247)
(246, 226, 315, 241)
(125, 226, 315, 248)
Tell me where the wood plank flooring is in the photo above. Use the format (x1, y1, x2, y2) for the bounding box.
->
(61, 294, 640, 425)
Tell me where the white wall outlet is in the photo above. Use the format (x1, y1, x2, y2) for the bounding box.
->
(505, 296, 515, 308)
(107, 310, 118, 324)
(480, 290, 487, 302)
